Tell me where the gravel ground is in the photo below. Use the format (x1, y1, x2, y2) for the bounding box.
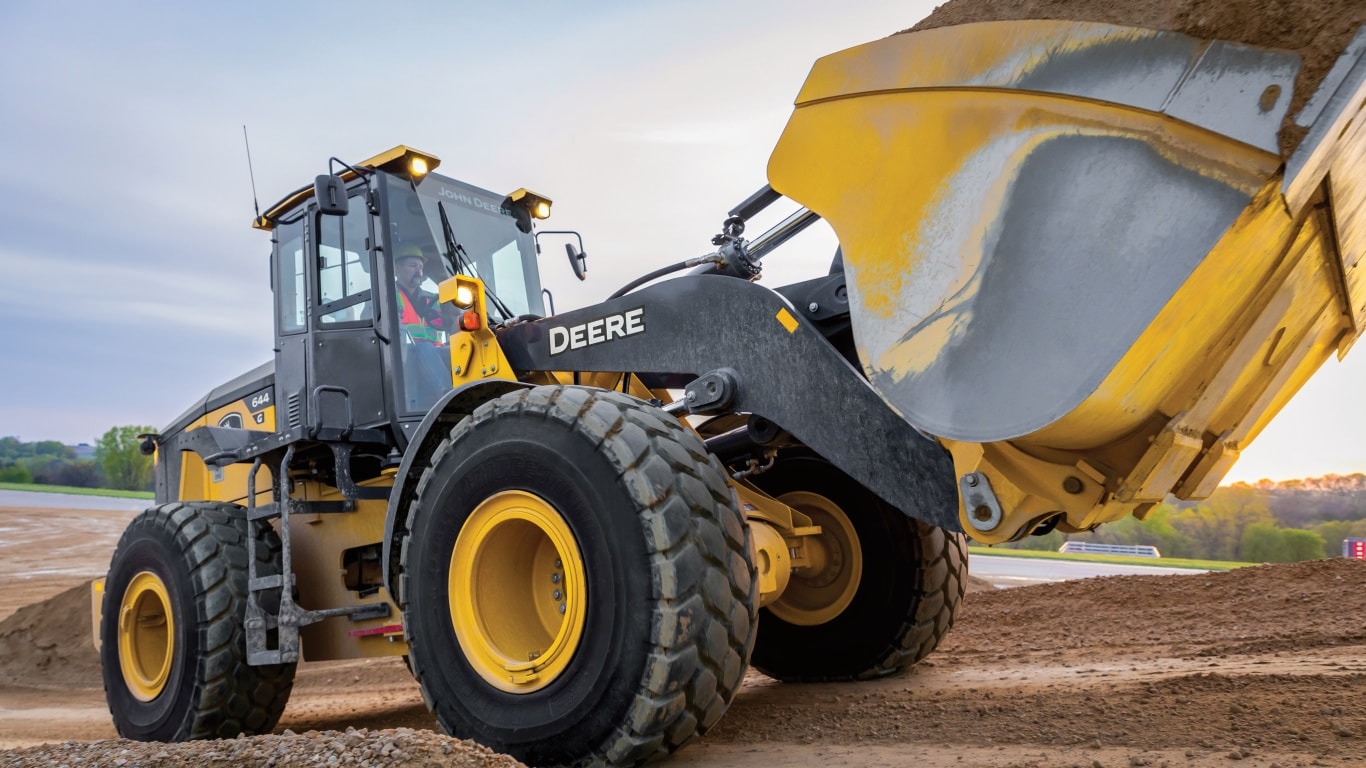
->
(1, 727, 526, 768)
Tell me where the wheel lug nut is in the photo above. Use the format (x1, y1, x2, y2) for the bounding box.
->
(558, 604, 566, 614)
(551, 573, 560, 584)
(552, 590, 562, 600)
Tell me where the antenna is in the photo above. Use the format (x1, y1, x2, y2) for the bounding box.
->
(242, 125, 261, 221)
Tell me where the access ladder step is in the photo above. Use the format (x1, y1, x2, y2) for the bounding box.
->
(249, 575, 283, 591)
(249, 500, 356, 521)
(248, 649, 298, 666)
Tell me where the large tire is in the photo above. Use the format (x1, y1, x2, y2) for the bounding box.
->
(400, 385, 756, 767)
(750, 454, 966, 681)
(100, 502, 296, 740)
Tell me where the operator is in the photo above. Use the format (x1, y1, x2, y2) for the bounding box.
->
(394, 245, 448, 345)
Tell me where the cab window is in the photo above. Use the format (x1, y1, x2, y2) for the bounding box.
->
(274, 218, 306, 335)
(316, 194, 373, 325)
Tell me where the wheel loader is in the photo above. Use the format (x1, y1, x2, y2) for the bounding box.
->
(95, 17, 1366, 768)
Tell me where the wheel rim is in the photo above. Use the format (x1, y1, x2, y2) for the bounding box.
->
(449, 489, 587, 694)
(768, 490, 862, 626)
(117, 570, 174, 702)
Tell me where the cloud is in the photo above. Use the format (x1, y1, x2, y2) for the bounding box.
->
(0, 246, 267, 337)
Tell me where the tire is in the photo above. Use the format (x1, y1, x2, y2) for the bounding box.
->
(100, 502, 296, 740)
(400, 385, 756, 767)
(749, 454, 966, 681)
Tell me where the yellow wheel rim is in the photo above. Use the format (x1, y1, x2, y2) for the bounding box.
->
(117, 571, 174, 702)
(768, 490, 862, 626)
(449, 490, 587, 694)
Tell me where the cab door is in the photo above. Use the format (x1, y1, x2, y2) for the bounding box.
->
(310, 188, 386, 433)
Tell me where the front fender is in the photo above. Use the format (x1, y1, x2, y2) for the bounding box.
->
(381, 379, 532, 598)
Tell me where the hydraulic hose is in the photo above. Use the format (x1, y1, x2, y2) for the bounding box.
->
(607, 254, 723, 300)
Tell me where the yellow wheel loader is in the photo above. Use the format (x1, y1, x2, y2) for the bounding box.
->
(97, 17, 1366, 767)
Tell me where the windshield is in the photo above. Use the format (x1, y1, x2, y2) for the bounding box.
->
(384, 172, 544, 323)
(383, 171, 546, 416)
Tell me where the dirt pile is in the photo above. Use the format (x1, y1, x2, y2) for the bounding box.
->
(701, 559, 1366, 763)
(707, 667, 1366, 760)
(942, 557, 1366, 658)
(0, 580, 100, 688)
(2, 727, 526, 768)
(906, 0, 1366, 156)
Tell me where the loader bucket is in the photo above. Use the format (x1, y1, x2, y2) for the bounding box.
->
(769, 21, 1366, 541)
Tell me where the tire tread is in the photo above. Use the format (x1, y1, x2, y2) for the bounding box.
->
(750, 458, 968, 683)
(102, 501, 295, 740)
(400, 385, 756, 768)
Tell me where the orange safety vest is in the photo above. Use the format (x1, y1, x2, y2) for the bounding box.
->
(397, 286, 445, 346)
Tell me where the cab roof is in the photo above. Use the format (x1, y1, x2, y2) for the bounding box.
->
(252, 145, 440, 231)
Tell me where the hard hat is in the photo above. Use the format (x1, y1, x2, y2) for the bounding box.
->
(395, 244, 425, 262)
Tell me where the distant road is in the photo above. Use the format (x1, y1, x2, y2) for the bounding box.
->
(969, 553, 1208, 588)
(0, 489, 149, 512)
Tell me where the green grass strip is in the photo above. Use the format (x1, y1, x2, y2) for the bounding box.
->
(0, 481, 153, 500)
(967, 545, 1257, 571)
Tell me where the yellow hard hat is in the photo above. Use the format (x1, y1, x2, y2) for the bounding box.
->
(395, 244, 424, 262)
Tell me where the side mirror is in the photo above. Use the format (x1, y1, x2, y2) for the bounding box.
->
(315, 174, 349, 216)
(566, 243, 587, 281)
(535, 230, 589, 280)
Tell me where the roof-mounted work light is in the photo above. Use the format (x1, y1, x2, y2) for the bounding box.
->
(507, 188, 553, 220)
(360, 145, 441, 180)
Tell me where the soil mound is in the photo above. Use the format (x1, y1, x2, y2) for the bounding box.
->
(905, 0, 1366, 156)
(0, 579, 100, 688)
(2, 727, 527, 768)
(943, 557, 1366, 658)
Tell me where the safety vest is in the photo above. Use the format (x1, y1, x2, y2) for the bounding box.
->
(397, 286, 445, 346)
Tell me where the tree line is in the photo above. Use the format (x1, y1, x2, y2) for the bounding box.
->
(0, 426, 156, 492)
(1006, 477, 1366, 563)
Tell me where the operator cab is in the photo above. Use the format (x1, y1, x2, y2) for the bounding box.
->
(257, 146, 549, 451)
(379, 171, 547, 415)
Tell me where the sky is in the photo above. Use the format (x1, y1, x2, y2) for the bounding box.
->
(0, 1, 1362, 484)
